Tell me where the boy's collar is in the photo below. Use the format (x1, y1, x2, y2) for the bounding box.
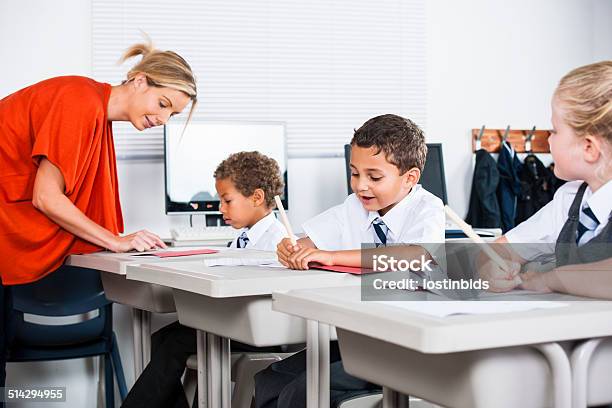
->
(363, 185, 421, 235)
(240, 212, 276, 245)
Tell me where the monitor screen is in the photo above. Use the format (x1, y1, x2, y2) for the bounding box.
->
(344, 143, 447, 204)
(164, 121, 288, 214)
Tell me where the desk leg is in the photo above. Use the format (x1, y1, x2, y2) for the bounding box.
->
(131, 308, 143, 378)
(307, 320, 320, 408)
(533, 343, 571, 408)
(221, 337, 231, 407)
(141, 311, 152, 367)
(571, 338, 605, 408)
(196, 330, 207, 408)
(382, 387, 410, 408)
(318, 323, 330, 408)
(206, 333, 230, 408)
(306, 321, 330, 408)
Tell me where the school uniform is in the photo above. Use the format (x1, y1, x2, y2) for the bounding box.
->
(466, 149, 501, 228)
(228, 212, 286, 251)
(122, 213, 286, 408)
(303, 184, 445, 249)
(497, 141, 523, 233)
(505, 180, 612, 263)
(255, 185, 445, 408)
(515, 154, 555, 225)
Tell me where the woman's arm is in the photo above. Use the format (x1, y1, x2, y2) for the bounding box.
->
(33, 158, 165, 252)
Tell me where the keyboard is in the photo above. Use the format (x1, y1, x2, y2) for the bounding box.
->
(170, 226, 239, 243)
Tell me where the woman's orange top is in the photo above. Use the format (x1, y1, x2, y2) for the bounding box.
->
(0, 76, 124, 285)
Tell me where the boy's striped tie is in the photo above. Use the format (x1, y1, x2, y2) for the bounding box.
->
(372, 217, 388, 247)
(237, 231, 250, 248)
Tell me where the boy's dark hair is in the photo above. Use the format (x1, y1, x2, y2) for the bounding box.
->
(351, 114, 427, 173)
(214, 151, 284, 209)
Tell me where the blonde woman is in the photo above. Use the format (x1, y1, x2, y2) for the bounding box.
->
(481, 61, 612, 299)
(0, 40, 197, 392)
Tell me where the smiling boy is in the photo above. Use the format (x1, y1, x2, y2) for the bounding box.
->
(260, 114, 445, 408)
(277, 113, 445, 270)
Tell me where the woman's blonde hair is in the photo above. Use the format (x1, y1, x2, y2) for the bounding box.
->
(555, 61, 612, 143)
(119, 37, 197, 121)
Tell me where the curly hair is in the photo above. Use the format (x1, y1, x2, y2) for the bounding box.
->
(214, 151, 284, 209)
(351, 114, 427, 174)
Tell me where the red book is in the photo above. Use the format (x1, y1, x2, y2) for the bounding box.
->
(308, 263, 374, 275)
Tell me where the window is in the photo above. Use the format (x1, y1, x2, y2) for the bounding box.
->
(93, 0, 427, 159)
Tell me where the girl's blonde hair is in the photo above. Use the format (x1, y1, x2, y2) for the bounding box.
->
(119, 37, 197, 121)
(555, 61, 612, 143)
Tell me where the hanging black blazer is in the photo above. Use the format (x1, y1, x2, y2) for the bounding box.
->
(496, 141, 523, 233)
(466, 149, 501, 228)
(515, 154, 555, 225)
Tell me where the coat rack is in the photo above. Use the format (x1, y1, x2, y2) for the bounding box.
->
(472, 126, 551, 153)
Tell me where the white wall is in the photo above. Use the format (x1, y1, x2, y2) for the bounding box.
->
(427, 0, 609, 217)
(1, 1, 610, 406)
(0, 0, 92, 97)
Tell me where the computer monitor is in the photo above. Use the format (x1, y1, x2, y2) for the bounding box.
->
(344, 143, 448, 204)
(164, 121, 288, 216)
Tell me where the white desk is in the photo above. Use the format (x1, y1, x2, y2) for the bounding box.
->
(66, 247, 257, 377)
(67, 251, 178, 377)
(273, 286, 612, 408)
(126, 260, 359, 408)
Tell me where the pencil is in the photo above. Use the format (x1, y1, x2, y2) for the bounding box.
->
(274, 195, 297, 246)
(444, 205, 518, 280)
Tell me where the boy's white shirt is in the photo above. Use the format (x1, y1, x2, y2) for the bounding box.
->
(302, 184, 445, 250)
(229, 212, 286, 251)
(505, 179, 612, 261)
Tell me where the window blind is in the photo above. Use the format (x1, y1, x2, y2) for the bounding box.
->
(92, 0, 427, 159)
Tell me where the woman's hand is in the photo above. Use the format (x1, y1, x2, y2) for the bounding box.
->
(110, 230, 167, 253)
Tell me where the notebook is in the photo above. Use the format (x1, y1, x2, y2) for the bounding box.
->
(308, 264, 373, 275)
(130, 248, 219, 258)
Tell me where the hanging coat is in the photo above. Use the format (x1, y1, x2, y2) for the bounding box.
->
(515, 154, 555, 224)
(466, 149, 501, 228)
(496, 141, 522, 233)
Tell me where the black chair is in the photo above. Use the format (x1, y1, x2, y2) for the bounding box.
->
(8, 265, 127, 407)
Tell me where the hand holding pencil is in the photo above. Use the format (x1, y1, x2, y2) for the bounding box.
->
(274, 195, 301, 267)
(444, 205, 522, 291)
(274, 195, 297, 246)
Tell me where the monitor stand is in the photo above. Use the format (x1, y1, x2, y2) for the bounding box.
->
(205, 213, 229, 227)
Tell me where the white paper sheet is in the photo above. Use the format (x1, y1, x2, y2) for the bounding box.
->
(377, 300, 567, 317)
(203, 257, 280, 267)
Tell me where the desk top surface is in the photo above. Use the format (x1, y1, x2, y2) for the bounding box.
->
(66, 247, 262, 275)
(126, 261, 360, 298)
(272, 286, 612, 353)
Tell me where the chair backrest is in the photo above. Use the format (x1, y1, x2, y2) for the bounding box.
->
(11, 265, 112, 346)
(12, 266, 110, 316)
